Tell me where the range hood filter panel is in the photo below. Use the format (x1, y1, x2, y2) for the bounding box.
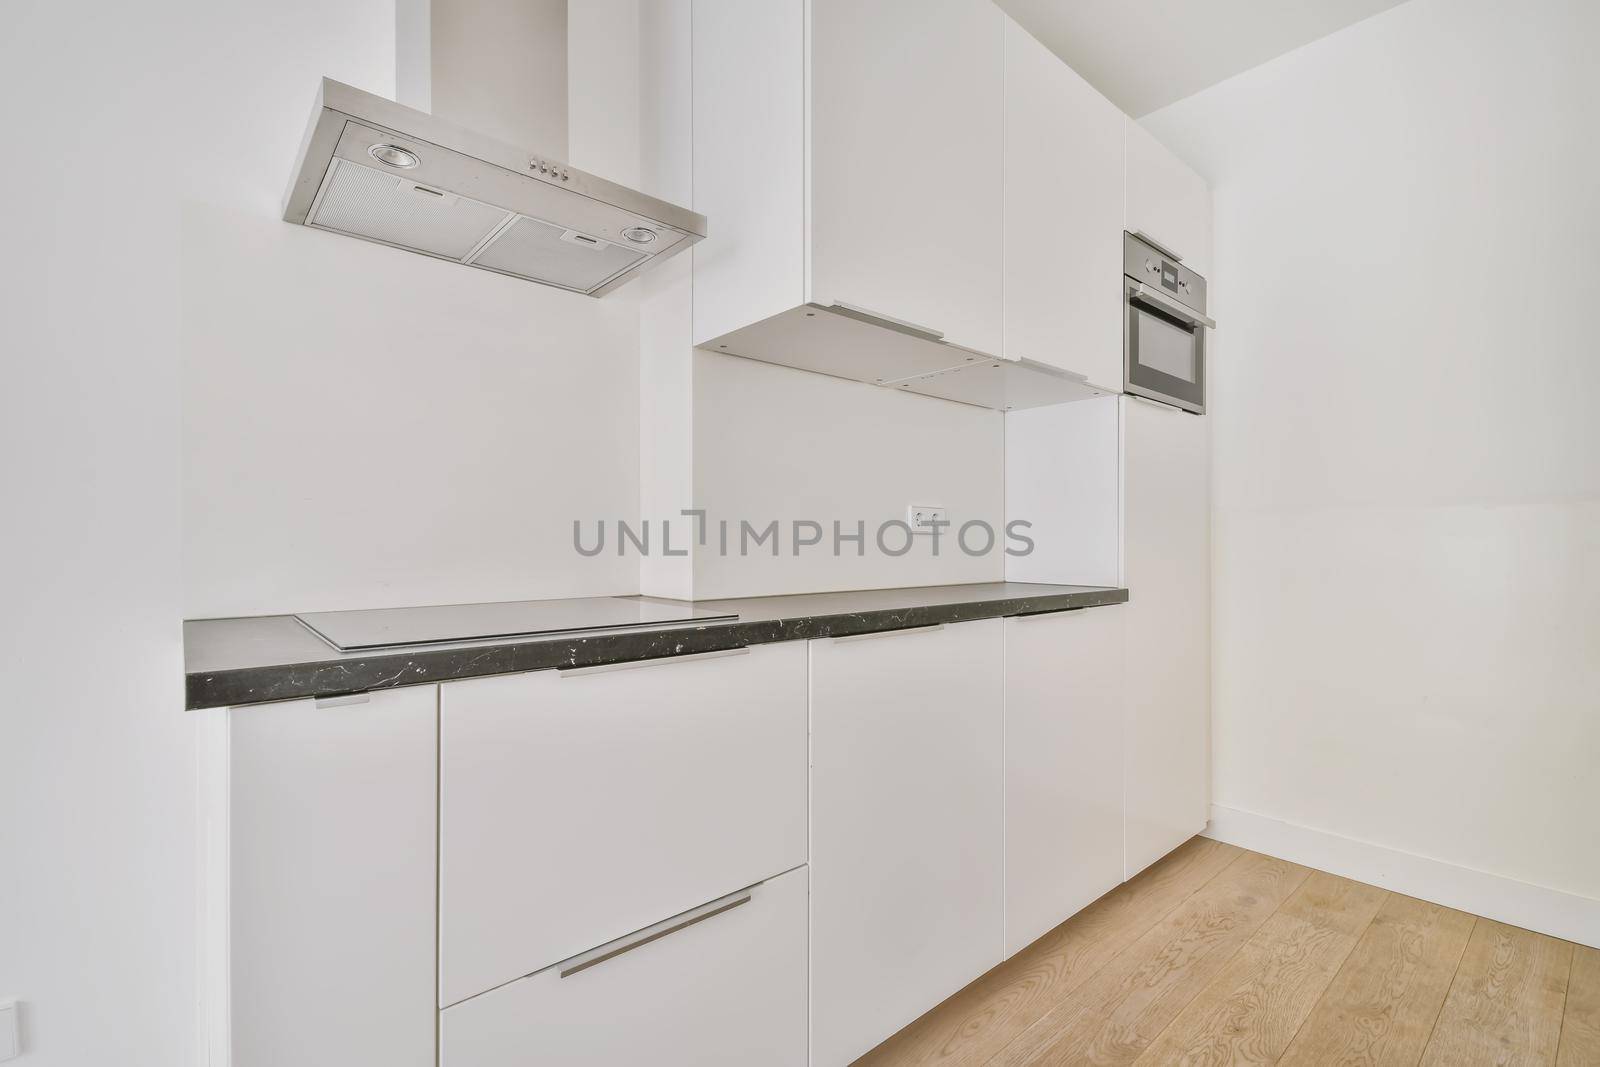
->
(472, 216, 647, 292)
(309, 157, 510, 261)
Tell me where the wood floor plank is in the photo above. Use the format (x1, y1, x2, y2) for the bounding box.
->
(1419, 918, 1572, 1067)
(988, 850, 1311, 1066)
(1131, 870, 1388, 1066)
(855, 837, 1243, 1066)
(1278, 892, 1476, 1067)
(1557, 946, 1600, 1067)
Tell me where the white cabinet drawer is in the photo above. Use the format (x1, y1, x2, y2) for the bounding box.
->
(441, 866, 808, 1066)
(439, 641, 808, 1005)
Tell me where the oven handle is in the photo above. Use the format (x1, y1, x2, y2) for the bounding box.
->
(1128, 281, 1216, 330)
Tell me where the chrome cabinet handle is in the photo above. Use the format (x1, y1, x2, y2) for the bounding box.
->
(1126, 391, 1184, 414)
(558, 646, 749, 677)
(558, 888, 754, 978)
(1012, 607, 1085, 621)
(1128, 282, 1216, 329)
(314, 692, 371, 708)
(827, 301, 945, 341)
(1132, 230, 1184, 262)
(830, 623, 946, 644)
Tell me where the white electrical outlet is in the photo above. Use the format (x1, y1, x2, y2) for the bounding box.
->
(907, 505, 947, 533)
(0, 1000, 17, 1062)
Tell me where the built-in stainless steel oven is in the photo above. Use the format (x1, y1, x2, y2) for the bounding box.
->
(1124, 231, 1213, 414)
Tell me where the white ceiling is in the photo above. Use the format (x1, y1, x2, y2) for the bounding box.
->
(994, 0, 1411, 117)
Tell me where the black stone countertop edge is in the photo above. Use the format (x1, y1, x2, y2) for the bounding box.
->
(185, 583, 1128, 711)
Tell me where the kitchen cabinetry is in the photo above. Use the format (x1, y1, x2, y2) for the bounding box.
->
(226, 686, 437, 1067)
(438, 643, 808, 1006)
(1003, 606, 1126, 956)
(1122, 396, 1211, 877)
(809, 619, 1005, 1066)
(1002, 16, 1125, 389)
(441, 866, 808, 1067)
(693, 0, 1004, 355)
(1125, 119, 1212, 276)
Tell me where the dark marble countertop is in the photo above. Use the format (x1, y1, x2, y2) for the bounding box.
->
(184, 581, 1128, 710)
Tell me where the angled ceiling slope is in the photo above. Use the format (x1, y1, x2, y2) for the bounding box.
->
(995, 0, 1412, 117)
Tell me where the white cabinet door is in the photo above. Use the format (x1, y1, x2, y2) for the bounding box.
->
(1003, 607, 1125, 957)
(440, 643, 808, 1006)
(441, 866, 808, 1067)
(1002, 16, 1125, 388)
(808, 0, 1004, 354)
(229, 686, 437, 1067)
(1122, 397, 1210, 877)
(810, 619, 1004, 1066)
(1125, 119, 1212, 277)
(691, 0, 806, 344)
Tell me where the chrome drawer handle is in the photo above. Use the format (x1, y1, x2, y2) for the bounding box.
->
(830, 623, 945, 644)
(558, 888, 754, 978)
(557, 646, 749, 677)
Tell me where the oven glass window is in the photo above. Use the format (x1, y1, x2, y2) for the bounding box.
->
(1134, 307, 1197, 383)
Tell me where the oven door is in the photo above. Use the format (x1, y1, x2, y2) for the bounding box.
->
(1125, 282, 1208, 414)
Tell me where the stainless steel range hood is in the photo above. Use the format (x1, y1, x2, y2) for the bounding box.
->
(283, 78, 706, 297)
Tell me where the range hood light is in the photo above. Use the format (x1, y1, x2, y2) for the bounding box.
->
(622, 226, 658, 244)
(368, 143, 420, 169)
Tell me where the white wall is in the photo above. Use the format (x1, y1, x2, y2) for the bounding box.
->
(1144, 0, 1600, 904)
(0, 2, 193, 1063)
(0, 0, 647, 1061)
(181, 1, 643, 619)
(185, 0, 1002, 617)
(691, 353, 1005, 599)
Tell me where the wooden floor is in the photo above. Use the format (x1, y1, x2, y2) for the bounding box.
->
(857, 838, 1600, 1066)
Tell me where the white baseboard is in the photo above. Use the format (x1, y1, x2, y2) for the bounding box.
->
(1204, 804, 1600, 949)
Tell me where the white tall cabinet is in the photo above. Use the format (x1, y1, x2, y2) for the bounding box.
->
(809, 620, 1005, 1066)
(1002, 16, 1125, 388)
(693, 0, 1004, 353)
(1125, 119, 1213, 276)
(1120, 118, 1214, 878)
(1122, 396, 1211, 877)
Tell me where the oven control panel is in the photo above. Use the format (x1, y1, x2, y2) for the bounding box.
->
(1124, 232, 1207, 315)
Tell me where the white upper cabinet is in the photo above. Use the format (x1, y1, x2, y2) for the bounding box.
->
(1124, 120, 1212, 277)
(693, 0, 1004, 356)
(1002, 17, 1125, 389)
(809, 0, 1004, 354)
(809, 620, 1005, 1065)
(1122, 396, 1211, 878)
